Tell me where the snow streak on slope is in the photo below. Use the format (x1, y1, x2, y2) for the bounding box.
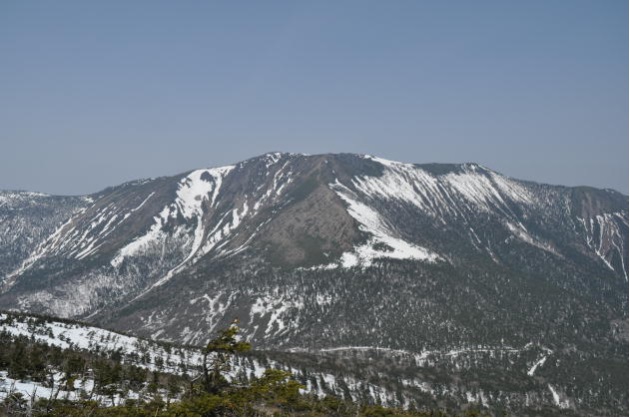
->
(329, 180, 441, 268)
(351, 156, 570, 262)
(111, 166, 234, 271)
(249, 290, 305, 340)
(14, 190, 158, 271)
(3, 198, 93, 288)
(548, 384, 571, 409)
(320, 155, 541, 268)
(578, 212, 628, 280)
(360, 156, 534, 218)
(504, 221, 561, 257)
(353, 158, 456, 220)
(126, 156, 297, 297)
(111, 166, 246, 299)
(527, 356, 547, 376)
(71, 194, 156, 260)
(443, 167, 533, 210)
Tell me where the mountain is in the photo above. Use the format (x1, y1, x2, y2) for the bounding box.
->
(0, 152, 627, 414)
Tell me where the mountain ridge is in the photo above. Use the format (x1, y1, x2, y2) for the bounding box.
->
(0, 151, 627, 414)
(1, 152, 627, 328)
(3, 152, 626, 197)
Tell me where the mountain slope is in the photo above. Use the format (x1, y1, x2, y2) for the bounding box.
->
(1, 153, 625, 341)
(0, 191, 90, 280)
(3, 311, 624, 416)
(0, 152, 627, 414)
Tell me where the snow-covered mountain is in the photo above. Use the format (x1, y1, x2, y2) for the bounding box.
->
(0, 152, 627, 414)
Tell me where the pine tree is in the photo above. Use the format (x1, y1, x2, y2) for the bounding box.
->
(201, 319, 251, 394)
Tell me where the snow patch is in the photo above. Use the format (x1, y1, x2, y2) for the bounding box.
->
(329, 180, 441, 268)
(548, 384, 570, 409)
(527, 356, 547, 376)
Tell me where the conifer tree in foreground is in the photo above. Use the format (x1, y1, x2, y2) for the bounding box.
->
(201, 319, 251, 394)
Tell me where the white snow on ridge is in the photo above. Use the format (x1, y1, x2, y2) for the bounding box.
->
(351, 156, 560, 261)
(263, 152, 282, 167)
(197, 201, 249, 259)
(330, 180, 441, 268)
(0, 370, 176, 408)
(187, 292, 235, 342)
(68, 196, 151, 260)
(361, 155, 534, 216)
(578, 212, 628, 280)
(364, 155, 413, 168)
(443, 169, 532, 211)
(173, 167, 234, 261)
(110, 206, 175, 268)
(121, 157, 287, 296)
(130, 191, 156, 212)
(353, 161, 454, 219)
(254, 158, 294, 211)
(489, 172, 533, 204)
(5, 188, 160, 282)
(111, 166, 234, 275)
(0, 191, 50, 207)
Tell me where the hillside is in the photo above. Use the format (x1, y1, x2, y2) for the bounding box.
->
(2, 312, 611, 416)
(0, 152, 627, 415)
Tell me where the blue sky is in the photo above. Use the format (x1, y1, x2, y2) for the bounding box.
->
(1, 0, 627, 194)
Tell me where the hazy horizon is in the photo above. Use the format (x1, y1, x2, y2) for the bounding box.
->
(2, 0, 627, 195)
(1, 150, 628, 197)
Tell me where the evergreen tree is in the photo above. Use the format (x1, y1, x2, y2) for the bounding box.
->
(201, 319, 251, 394)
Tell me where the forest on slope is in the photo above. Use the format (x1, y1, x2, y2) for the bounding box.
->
(1, 312, 482, 417)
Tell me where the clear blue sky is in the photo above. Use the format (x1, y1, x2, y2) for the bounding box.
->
(1, 0, 627, 194)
